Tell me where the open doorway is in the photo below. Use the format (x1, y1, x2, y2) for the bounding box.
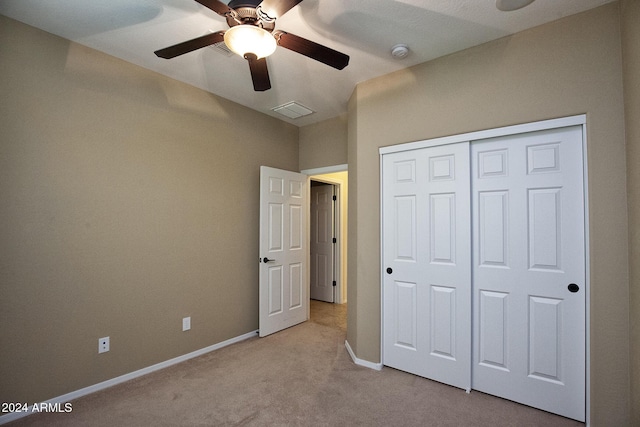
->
(302, 165, 348, 331)
(303, 169, 348, 333)
(305, 168, 348, 327)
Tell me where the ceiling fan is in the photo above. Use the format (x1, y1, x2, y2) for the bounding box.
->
(154, 0, 350, 91)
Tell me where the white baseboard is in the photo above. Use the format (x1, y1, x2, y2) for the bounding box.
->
(344, 340, 383, 371)
(0, 330, 259, 425)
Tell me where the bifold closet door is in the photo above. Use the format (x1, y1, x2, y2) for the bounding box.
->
(382, 142, 471, 390)
(471, 126, 585, 422)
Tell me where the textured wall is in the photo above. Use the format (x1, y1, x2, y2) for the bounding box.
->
(0, 15, 298, 404)
(621, 0, 640, 425)
(299, 114, 348, 171)
(348, 3, 629, 424)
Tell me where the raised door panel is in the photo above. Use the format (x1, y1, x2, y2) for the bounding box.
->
(395, 196, 417, 262)
(289, 262, 303, 309)
(289, 204, 303, 251)
(268, 203, 283, 252)
(430, 285, 456, 359)
(393, 281, 418, 351)
(430, 194, 455, 265)
(478, 290, 509, 371)
(528, 188, 561, 271)
(268, 266, 283, 316)
(528, 296, 562, 383)
(478, 191, 509, 268)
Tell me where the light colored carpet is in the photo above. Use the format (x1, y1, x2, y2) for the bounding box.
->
(9, 301, 583, 426)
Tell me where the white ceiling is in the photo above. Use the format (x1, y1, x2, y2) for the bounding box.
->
(0, 0, 614, 126)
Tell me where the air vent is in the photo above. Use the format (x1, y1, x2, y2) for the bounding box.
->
(208, 41, 233, 56)
(271, 102, 314, 119)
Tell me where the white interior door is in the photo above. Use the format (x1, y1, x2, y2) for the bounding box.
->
(310, 183, 335, 303)
(471, 126, 586, 421)
(382, 142, 472, 390)
(259, 166, 308, 337)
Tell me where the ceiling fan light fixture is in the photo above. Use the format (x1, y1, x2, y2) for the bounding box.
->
(224, 25, 277, 59)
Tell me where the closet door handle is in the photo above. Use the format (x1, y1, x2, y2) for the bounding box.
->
(386, 267, 393, 274)
(568, 283, 579, 293)
(263, 257, 276, 263)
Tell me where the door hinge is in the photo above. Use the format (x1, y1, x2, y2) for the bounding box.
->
(333, 195, 337, 201)
(332, 281, 337, 287)
(332, 237, 337, 244)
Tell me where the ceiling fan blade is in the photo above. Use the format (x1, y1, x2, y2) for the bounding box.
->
(274, 31, 349, 70)
(245, 53, 271, 91)
(194, 0, 234, 17)
(154, 31, 225, 59)
(257, 0, 303, 20)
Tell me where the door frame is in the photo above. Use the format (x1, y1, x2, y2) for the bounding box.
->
(379, 115, 590, 423)
(302, 165, 347, 304)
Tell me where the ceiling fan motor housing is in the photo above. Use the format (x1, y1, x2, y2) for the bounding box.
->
(226, 0, 275, 30)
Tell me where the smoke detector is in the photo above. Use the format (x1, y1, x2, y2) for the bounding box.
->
(496, 0, 535, 11)
(391, 44, 410, 59)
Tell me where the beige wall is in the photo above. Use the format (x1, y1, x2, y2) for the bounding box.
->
(621, 0, 640, 425)
(347, 3, 630, 425)
(0, 15, 298, 405)
(299, 114, 348, 170)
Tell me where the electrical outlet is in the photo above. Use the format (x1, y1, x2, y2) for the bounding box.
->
(182, 317, 191, 331)
(98, 336, 110, 354)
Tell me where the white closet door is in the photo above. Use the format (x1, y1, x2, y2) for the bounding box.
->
(471, 126, 585, 421)
(382, 142, 471, 390)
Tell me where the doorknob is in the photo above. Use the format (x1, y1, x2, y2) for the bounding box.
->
(568, 283, 580, 293)
(386, 267, 393, 274)
(263, 257, 275, 263)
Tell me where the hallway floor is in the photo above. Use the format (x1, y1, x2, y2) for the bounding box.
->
(310, 299, 346, 332)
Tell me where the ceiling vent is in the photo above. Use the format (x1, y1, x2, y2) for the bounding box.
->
(271, 102, 314, 119)
(208, 41, 233, 56)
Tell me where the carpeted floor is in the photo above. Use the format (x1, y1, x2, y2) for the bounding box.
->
(9, 301, 583, 426)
